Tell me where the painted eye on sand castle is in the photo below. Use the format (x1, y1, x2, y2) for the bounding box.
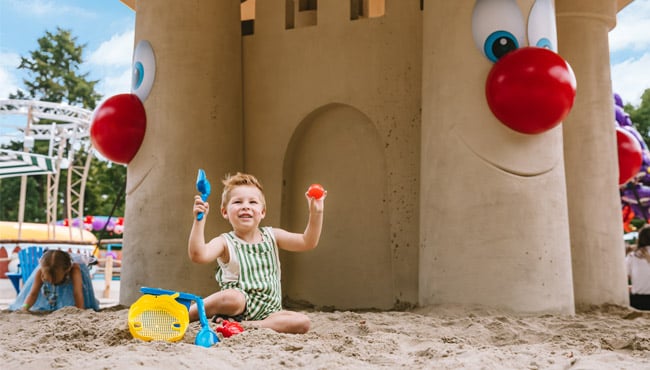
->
(473, 0, 575, 134)
(472, 0, 525, 62)
(483, 30, 519, 62)
(473, 0, 558, 62)
(527, 0, 558, 52)
(132, 40, 156, 102)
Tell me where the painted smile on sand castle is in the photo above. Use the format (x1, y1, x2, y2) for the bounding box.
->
(90, 0, 629, 315)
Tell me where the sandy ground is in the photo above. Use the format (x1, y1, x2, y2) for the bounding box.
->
(1, 279, 650, 369)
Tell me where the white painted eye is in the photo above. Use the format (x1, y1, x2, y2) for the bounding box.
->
(528, 0, 557, 52)
(472, 0, 526, 63)
(131, 40, 156, 102)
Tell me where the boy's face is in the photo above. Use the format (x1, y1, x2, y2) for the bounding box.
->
(222, 185, 266, 230)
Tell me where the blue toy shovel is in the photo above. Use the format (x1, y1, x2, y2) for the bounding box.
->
(196, 169, 211, 221)
(141, 287, 219, 347)
(192, 295, 219, 348)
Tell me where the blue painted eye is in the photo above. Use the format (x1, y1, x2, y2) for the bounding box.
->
(535, 37, 553, 49)
(472, 0, 525, 63)
(528, 0, 557, 52)
(131, 40, 156, 102)
(484, 30, 519, 62)
(133, 61, 144, 90)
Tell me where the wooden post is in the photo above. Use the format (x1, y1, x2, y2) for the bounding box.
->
(103, 254, 113, 299)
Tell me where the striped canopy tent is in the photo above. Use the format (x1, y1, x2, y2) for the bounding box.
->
(0, 149, 55, 179)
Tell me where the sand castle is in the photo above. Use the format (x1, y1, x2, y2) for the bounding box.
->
(91, 0, 631, 314)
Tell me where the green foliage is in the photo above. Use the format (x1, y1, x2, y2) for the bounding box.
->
(626, 89, 650, 145)
(0, 175, 43, 222)
(2, 28, 126, 224)
(9, 27, 102, 109)
(85, 160, 126, 217)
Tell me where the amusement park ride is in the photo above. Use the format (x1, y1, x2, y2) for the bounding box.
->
(0, 99, 94, 242)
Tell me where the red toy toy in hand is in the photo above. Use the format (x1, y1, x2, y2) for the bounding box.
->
(307, 183, 325, 199)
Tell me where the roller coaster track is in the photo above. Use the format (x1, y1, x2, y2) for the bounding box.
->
(0, 99, 94, 241)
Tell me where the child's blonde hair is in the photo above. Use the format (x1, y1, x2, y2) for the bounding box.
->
(221, 172, 266, 208)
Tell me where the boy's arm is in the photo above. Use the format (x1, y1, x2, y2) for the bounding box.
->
(275, 192, 326, 252)
(188, 195, 227, 263)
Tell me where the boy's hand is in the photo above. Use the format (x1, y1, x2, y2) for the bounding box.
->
(305, 190, 326, 214)
(193, 194, 210, 219)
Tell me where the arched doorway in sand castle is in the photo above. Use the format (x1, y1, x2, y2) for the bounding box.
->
(280, 103, 394, 310)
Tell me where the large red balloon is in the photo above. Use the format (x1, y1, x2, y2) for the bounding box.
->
(486, 47, 577, 135)
(90, 94, 146, 164)
(617, 127, 643, 185)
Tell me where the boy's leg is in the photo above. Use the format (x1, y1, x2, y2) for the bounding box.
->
(244, 310, 310, 334)
(188, 289, 246, 322)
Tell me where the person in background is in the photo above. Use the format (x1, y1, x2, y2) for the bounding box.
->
(627, 225, 650, 310)
(9, 249, 99, 311)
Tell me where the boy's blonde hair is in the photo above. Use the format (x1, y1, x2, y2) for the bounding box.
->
(221, 172, 266, 208)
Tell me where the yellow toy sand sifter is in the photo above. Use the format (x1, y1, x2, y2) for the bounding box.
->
(128, 292, 189, 342)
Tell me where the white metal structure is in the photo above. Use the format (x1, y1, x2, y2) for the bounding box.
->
(0, 99, 94, 241)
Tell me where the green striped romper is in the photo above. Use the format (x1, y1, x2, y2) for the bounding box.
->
(216, 226, 282, 321)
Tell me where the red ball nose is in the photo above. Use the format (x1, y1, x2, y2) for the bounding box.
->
(90, 94, 146, 164)
(485, 47, 577, 135)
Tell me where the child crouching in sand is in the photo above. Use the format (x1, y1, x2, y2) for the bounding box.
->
(10, 249, 99, 312)
(187, 172, 325, 334)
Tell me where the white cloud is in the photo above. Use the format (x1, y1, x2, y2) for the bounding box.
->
(97, 67, 132, 99)
(609, 0, 650, 106)
(609, 1, 650, 53)
(86, 30, 134, 99)
(0, 52, 21, 98)
(611, 52, 650, 107)
(87, 30, 134, 67)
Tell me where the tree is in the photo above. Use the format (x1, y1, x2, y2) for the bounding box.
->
(85, 161, 126, 217)
(9, 27, 102, 108)
(1, 28, 126, 226)
(626, 88, 650, 145)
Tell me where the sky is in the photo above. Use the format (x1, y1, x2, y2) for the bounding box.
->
(0, 0, 135, 101)
(0, 0, 649, 107)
